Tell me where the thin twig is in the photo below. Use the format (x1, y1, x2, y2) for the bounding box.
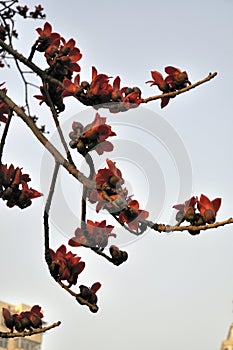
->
(0, 321, 61, 338)
(42, 82, 75, 165)
(0, 112, 12, 163)
(144, 217, 233, 233)
(142, 72, 217, 104)
(81, 153, 95, 230)
(57, 280, 98, 312)
(44, 162, 60, 266)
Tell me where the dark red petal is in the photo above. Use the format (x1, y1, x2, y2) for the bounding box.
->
(173, 204, 185, 210)
(91, 282, 101, 293)
(92, 66, 98, 80)
(212, 198, 221, 214)
(151, 71, 165, 86)
(68, 237, 82, 247)
(72, 261, 85, 275)
(43, 22, 52, 36)
(199, 194, 211, 208)
(161, 97, 170, 108)
(30, 305, 43, 318)
(165, 66, 181, 75)
(113, 76, 121, 90)
(128, 200, 139, 210)
(57, 244, 67, 255)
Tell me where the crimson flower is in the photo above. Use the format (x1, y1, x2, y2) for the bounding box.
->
(78, 282, 101, 312)
(119, 199, 149, 231)
(109, 76, 142, 112)
(16, 5, 29, 18)
(173, 196, 198, 223)
(87, 66, 113, 101)
(146, 70, 170, 108)
(0, 164, 42, 208)
(36, 22, 60, 52)
(69, 113, 116, 155)
(62, 74, 82, 97)
(30, 5, 45, 19)
(146, 66, 190, 108)
(197, 194, 221, 224)
(49, 245, 85, 286)
(58, 38, 82, 72)
(95, 159, 124, 188)
(69, 220, 116, 249)
(2, 305, 43, 332)
(88, 159, 128, 213)
(165, 66, 190, 90)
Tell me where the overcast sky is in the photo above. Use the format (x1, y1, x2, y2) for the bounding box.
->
(1, 1, 233, 350)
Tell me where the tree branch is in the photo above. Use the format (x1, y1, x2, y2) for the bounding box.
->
(144, 217, 233, 233)
(0, 112, 12, 163)
(0, 322, 61, 338)
(142, 72, 217, 104)
(0, 88, 95, 189)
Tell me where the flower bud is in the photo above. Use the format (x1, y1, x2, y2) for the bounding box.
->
(176, 210, 184, 223)
(85, 130, 98, 141)
(81, 81, 89, 89)
(108, 175, 121, 187)
(76, 140, 86, 154)
(184, 207, 195, 222)
(203, 209, 215, 224)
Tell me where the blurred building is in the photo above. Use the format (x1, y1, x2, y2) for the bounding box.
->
(220, 323, 233, 350)
(0, 300, 42, 350)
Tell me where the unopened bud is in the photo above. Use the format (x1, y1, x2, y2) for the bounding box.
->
(203, 209, 215, 224)
(76, 140, 86, 154)
(184, 207, 195, 222)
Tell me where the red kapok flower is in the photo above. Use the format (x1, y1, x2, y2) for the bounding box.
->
(2, 305, 44, 332)
(95, 159, 124, 188)
(78, 282, 101, 312)
(146, 70, 170, 108)
(49, 245, 85, 286)
(173, 196, 198, 222)
(119, 199, 149, 231)
(197, 194, 221, 224)
(87, 66, 113, 101)
(69, 113, 116, 155)
(0, 164, 42, 208)
(165, 66, 190, 90)
(36, 22, 60, 52)
(69, 220, 116, 249)
(62, 74, 82, 97)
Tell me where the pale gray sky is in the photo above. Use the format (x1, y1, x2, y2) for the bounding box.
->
(1, 1, 233, 350)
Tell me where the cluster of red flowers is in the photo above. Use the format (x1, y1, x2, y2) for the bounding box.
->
(63, 66, 143, 113)
(89, 159, 149, 232)
(173, 194, 222, 234)
(16, 5, 45, 19)
(69, 220, 116, 250)
(69, 113, 116, 156)
(77, 282, 101, 313)
(146, 66, 191, 108)
(49, 245, 85, 287)
(0, 164, 42, 208)
(34, 22, 82, 112)
(2, 305, 43, 332)
(0, 83, 11, 123)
